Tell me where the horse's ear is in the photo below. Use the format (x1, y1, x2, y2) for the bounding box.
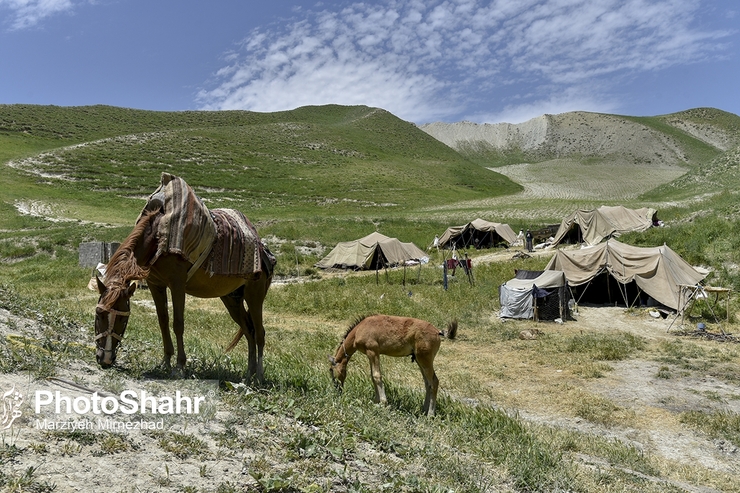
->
(127, 282, 137, 298)
(95, 275, 106, 294)
(328, 355, 336, 365)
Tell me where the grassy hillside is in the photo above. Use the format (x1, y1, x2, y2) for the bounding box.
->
(0, 104, 520, 224)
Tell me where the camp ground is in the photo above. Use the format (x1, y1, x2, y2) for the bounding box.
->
(550, 205, 659, 247)
(435, 218, 518, 250)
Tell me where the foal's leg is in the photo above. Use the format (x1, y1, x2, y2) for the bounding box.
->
(416, 354, 439, 416)
(149, 283, 174, 369)
(366, 351, 386, 405)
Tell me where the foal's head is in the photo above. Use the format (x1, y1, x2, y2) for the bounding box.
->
(328, 345, 349, 389)
(94, 277, 137, 368)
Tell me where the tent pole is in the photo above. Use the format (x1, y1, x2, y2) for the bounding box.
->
(629, 287, 642, 309)
(403, 264, 407, 286)
(668, 285, 699, 332)
(618, 281, 629, 307)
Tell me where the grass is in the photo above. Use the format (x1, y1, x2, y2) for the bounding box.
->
(680, 410, 740, 448)
(1, 103, 740, 491)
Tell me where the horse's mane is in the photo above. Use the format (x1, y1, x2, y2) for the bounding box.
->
(338, 314, 374, 347)
(99, 210, 157, 308)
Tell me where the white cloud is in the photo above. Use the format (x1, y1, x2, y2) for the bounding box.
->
(196, 0, 731, 123)
(0, 0, 76, 30)
(468, 86, 621, 124)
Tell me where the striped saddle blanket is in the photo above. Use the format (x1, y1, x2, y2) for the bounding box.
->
(142, 173, 273, 278)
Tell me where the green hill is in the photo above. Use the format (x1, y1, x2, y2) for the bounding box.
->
(0, 104, 521, 223)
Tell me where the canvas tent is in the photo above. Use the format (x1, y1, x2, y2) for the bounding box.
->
(550, 206, 658, 247)
(315, 232, 428, 270)
(545, 240, 706, 310)
(437, 218, 518, 249)
(499, 270, 570, 320)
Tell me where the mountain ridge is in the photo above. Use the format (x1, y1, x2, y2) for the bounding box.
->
(419, 108, 740, 168)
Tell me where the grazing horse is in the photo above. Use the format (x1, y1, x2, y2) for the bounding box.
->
(329, 314, 457, 416)
(94, 208, 273, 383)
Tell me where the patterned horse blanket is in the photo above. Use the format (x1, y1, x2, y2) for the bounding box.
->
(141, 173, 272, 279)
(206, 208, 268, 278)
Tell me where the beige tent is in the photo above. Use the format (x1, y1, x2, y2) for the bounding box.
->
(316, 232, 428, 270)
(545, 240, 705, 310)
(551, 206, 657, 247)
(437, 218, 517, 249)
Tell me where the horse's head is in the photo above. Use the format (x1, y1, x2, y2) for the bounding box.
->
(328, 353, 348, 390)
(94, 276, 136, 368)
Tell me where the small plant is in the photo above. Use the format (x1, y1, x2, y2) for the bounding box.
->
(0, 466, 56, 493)
(156, 432, 210, 460)
(656, 365, 672, 379)
(98, 433, 131, 455)
(249, 468, 296, 492)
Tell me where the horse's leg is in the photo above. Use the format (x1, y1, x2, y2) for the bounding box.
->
(169, 283, 188, 372)
(219, 291, 258, 383)
(243, 275, 270, 384)
(416, 354, 439, 416)
(149, 283, 174, 369)
(366, 351, 386, 405)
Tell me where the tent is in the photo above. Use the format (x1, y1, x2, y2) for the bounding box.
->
(437, 218, 518, 249)
(499, 270, 570, 320)
(315, 232, 428, 270)
(545, 240, 706, 310)
(550, 206, 658, 247)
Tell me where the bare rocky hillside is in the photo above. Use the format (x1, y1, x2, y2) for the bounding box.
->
(419, 109, 737, 166)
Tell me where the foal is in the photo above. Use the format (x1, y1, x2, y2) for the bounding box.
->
(329, 314, 457, 416)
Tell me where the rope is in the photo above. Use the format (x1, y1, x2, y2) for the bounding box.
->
(45, 377, 115, 398)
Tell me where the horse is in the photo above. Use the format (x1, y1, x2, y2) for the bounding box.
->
(328, 314, 457, 416)
(94, 208, 273, 383)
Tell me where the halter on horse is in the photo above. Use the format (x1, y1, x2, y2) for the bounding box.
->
(94, 278, 136, 368)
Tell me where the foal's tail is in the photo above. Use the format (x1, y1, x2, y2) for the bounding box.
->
(443, 319, 458, 340)
(225, 327, 244, 353)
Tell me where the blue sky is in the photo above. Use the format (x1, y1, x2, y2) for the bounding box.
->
(0, 0, 737, 124)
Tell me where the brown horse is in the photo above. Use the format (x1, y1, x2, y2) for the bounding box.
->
(94, 209, 273, 382)
(329, 314, 457, 416)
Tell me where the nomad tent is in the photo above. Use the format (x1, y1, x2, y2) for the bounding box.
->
(315, 232, 428, 270)
(437, 218, 518, 249)
(550, 206, 658, 247)
(545, 240, 706, 310)
(499, 270, 570, 321)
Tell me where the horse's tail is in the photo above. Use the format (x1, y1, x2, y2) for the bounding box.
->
(443, 319, 458, 340)
(225, 327, 244, 353)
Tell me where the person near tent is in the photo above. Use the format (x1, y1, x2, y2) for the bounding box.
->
(525, 230, 533, 252)
(516, 229, 524, 247)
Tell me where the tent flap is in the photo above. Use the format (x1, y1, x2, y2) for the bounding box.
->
(551, 206, 657, 247)
(499, 271, 568, 319)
